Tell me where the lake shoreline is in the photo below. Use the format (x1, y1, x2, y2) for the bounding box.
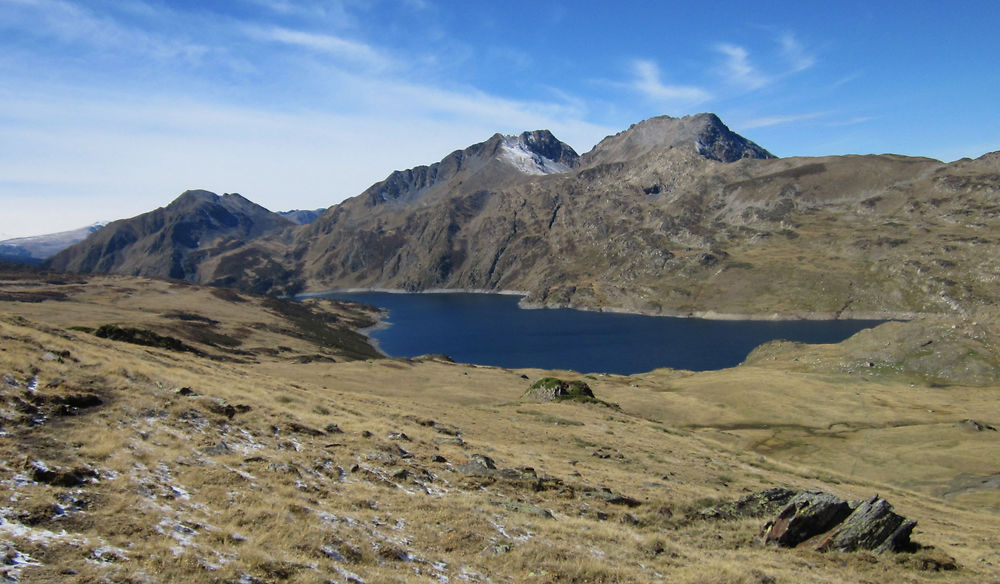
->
(300, 287, 924, 322)
(355, 308, 391, 357)
(304, 289, 900, 374)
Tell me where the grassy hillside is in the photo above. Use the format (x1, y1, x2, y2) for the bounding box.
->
(1, 274, 997, 582)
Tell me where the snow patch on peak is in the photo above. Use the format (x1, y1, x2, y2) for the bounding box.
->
(498, 136, 572, 175)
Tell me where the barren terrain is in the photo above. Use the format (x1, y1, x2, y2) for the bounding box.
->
(1, 273, 997, 583)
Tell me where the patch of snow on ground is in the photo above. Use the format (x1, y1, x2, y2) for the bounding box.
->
(331, 565, 367, 583)
(0, 509, 87, 546)
(9, 474, 36, 490)
(488, 519, 532, 542)
(0, 544, 41, 583)
(87, 544, 130, 565)
(152, 463, 190, 500)
(223, 465, 256, 483)
(156, 517, 199, 553)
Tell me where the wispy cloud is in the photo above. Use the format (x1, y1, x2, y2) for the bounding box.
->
(715, 43, 769, 90)
(827, 115, 876, 127)
(245, 25, 392, 69)
(715, 33, 815, 91)
(0, 0, 211, 63)
(739, 112, 826, 129)
(779, 33, 815, 72)
(241, 0, 357, 22)
(738, 112, 876, 131)
(0, 65, 616, 238)
(631, 59, 712, 103)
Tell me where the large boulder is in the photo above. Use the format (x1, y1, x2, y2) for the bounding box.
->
(762, 490, 918, 553)
(764, 491, 852, 547)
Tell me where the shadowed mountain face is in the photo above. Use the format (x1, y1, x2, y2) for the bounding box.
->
(43, 114, 1000, 318)
(45, 190, 294, 285)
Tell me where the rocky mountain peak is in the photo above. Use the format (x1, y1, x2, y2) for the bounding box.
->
(167, 190, 269, 215)
(168, 189, 221, 209)
(580, 112, 774, 167)
(44, 189, 293, 281)
(495, 130, 579, 175)
(356, 129, 579, 208)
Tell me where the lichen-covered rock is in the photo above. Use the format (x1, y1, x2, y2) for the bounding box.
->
(818, 495, 917, 553)
(701, 487, 797, 520)
(759, 490, 921, 554)
(522, 377, 595, 402)
(764, 491, 852, 547)
(456, 454, 497, 476)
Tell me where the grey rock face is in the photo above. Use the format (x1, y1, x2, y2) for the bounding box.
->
(819, 495, 917, 553)
(761, 490, 918, 553)
(701, 487, 797, 520)
(764, 491, 852, 547)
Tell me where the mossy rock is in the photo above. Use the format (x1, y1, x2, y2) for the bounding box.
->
(523, 377, 596, 402)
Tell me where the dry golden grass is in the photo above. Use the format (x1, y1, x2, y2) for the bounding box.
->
(1, 273, 998, 583)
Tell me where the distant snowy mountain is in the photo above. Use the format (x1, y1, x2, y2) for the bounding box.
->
(356, 129, 579, 208)
(0, 222, 107, 263)
(279, 208, 325, 225)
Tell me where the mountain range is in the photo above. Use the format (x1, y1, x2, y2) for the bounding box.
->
(0, 222, 107, 264)
(44, 112, 1000, 319)
(4, 113, 999, 582)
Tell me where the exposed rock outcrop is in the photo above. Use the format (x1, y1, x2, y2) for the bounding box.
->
(764, 491, 853, 547)
(708, 489, 927, 555)
(763, 490, 918, 553)
(815, 495, 918, 553)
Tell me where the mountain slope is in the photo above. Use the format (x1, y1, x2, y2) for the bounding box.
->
(578, 113, 774, 167)
(0, 223, 107, 263)
(291, 115, 775, 294)
(45, 190, 295, 285)
(0, 272, 993, 582)
(41, 114, 1000, 319)
(292, 116, 988, 319)
(355, 129, 578, 208)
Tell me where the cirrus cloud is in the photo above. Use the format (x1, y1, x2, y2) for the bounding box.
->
(630, 59, 712, 104)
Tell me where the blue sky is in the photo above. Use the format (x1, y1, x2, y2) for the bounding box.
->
(2, 0, 998, 239)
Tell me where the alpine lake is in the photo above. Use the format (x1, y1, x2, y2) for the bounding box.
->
(316, 291, 884, 375)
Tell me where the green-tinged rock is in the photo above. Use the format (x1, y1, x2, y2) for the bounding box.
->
(523, 377, 596, 402)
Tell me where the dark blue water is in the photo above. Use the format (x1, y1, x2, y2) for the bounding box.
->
(321, 292, 883, 375)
